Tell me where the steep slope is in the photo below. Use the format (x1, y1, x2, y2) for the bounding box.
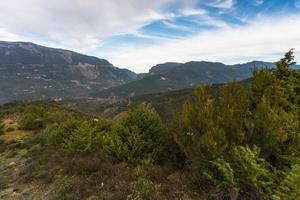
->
(91, 61, 279, 98)
(0, 41, 137, 104)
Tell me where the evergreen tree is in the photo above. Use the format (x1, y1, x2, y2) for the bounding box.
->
(274, 49, 296, 80)
(101, 105, 165, 165)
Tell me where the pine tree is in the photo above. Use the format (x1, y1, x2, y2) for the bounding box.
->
(274, 49, 295, 80)
(101, 105, 165, 164)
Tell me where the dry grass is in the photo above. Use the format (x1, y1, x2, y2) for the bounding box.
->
(0, 117, 32, 143)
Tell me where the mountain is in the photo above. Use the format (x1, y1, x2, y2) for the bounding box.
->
(1, 41, 299, 105)
(90, 60, 283, 99)
(0, 41, 137, 104)
(149, 62, 182, 75)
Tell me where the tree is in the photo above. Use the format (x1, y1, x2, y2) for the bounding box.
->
(177, 85, 228, 162)
(249, 50, 300, 162)
(274, 49, 296, 80)
(214, 81, 250, 146)
(274, 49, 299, 110)
(175, 82, 250, 163)
(101, 105, 165, 165)
(173, 50, 300, 198)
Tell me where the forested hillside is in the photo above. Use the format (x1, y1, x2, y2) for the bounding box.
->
(0, 51, 299, 199)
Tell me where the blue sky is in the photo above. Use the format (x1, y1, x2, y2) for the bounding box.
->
(0, 0, 300, 72)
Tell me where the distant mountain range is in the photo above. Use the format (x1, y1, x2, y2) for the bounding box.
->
(0, 41, 299, 104)
(91, 60, 299, 99)
(0, 41, 137, 104)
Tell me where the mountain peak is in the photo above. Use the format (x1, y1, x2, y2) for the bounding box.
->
(0, 41, 112, 66)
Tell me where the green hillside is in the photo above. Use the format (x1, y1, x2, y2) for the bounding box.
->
(0, 51, 299, 200)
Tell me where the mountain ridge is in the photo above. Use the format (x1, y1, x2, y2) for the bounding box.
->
(1, 41, 299, 104)
(91, 60, 297, 99)
(0, 41, 137, 104)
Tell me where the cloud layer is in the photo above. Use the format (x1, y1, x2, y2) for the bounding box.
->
(103, 14, 300, 72)
(0, 0, 174, 51)
(0, 0, 299, 72)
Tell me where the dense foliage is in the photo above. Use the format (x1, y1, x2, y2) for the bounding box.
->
(174, 50, 300, 198)
(36, 105, 166, 165)
(101, 105, 165, 165)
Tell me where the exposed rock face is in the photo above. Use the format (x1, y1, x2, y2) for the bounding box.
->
(0, 41, 137, 104)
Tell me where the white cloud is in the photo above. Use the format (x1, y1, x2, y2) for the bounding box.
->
(0, 0, 175, 51)
(255, 0, 264, 5)
(102, 14, 300, 72)
(179, 8, 206, 16)
(208, 0, 235, 9)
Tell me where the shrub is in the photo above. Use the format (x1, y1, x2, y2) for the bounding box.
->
(44, 119, 80, 147)
(127, 167, 158, 200)
(206, 146, 273, 198)
(19, 113, 45, 131)
(273, 164, 300, 200)
(127, 176, 156, 200)
(62, 121, 96, 152)
(42, 118, 112, 153)
(101, 105, 165, 165)
(229, 146, 273, 195)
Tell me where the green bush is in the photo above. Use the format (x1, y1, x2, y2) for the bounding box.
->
(101, 105, 165, 165)
(43, 119, 80, 147)
(42, 118, 112, 153)
(273, 164, 300, 200)
(205, 146, 273, 198)
(19, 113, 45, 131)
(229, 146, 273, 195)
(62, 121, 96, 152)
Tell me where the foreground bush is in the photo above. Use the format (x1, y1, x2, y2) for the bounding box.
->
(38, 105, 166, 165)
(101, 105, 165, 165)
(273, 164, 300, 200)
(42, 118, 112, 153)
(19, 113, 45, 131)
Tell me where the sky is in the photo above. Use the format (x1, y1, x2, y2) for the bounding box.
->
(0, 0, 300, 72)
